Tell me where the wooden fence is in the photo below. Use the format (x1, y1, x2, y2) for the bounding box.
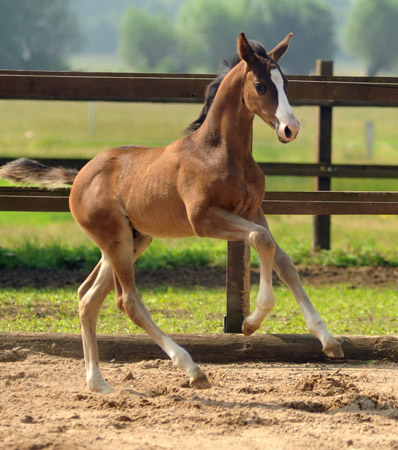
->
(0, 66, 398, 334)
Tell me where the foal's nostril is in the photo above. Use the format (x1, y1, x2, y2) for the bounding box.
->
(285, 126, 292, 139)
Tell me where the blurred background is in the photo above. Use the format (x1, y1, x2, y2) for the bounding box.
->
(0, 0, 397, 76)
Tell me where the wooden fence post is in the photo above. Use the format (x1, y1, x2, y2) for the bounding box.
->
(224, 241, 251, 333)
(225, 131, 253, 333)
(313, 60, 333, 250)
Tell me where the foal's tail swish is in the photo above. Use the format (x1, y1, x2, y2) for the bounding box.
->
(0, 158, 78, 188)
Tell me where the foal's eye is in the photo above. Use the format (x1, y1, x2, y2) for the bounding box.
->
(254, 83, 266, 95)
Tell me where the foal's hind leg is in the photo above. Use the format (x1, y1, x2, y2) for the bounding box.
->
(78, 232, 153, 394)
(78, 254, 114, 393)
(260, 216, 343, 358)
(96, 219, 210, 390)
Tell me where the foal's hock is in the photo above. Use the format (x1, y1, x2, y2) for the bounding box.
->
(0, 33, 343, 394)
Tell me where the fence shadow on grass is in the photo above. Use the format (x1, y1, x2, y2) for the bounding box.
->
(0, 266, 261, 290)
(1, 265, 398, 290)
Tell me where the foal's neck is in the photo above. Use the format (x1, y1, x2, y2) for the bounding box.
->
(199, 61, 254, 161)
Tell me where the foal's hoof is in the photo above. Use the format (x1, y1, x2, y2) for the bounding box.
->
(242, 319, 256, 336)
(190, 375, 211, 390)
(88, 383, 115, 395)
(323, 342, 344, 359)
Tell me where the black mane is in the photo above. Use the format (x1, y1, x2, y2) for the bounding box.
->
(185, 40, 268, 134)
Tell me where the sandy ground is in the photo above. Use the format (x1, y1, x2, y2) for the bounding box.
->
(0, 348, 397, 450)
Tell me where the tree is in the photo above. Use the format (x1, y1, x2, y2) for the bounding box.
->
(0, 0, 81, 70)
(176, 0, 335, 74)
(120, 0, 335, 74)
(120, 7, 182, 72)
(249, 0, 335, 74)
(343, 0, 398, 76)
(176, 0, 249, 72)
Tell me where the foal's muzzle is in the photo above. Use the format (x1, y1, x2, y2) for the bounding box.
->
(276, 117, 300, 143)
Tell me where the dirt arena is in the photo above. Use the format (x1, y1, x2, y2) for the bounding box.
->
(0, 347, 397, 450)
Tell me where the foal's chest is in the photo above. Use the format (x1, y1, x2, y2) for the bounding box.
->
(212, 161, 265, 217)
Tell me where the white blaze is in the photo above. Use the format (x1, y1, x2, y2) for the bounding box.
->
(270, 68, 293, 122)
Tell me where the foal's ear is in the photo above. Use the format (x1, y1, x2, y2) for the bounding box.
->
(238, 32, 258, 66)
(268, 33, 293, 62)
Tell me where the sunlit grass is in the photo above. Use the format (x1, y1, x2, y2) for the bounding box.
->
(1, 284, 397, 335)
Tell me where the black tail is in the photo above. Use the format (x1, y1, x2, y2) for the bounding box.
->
(0, 158, 78, 188)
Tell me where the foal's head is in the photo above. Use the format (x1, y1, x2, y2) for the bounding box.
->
(238, 32, 300, 143)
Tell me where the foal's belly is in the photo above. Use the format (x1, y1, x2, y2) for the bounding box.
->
(125, 200, 196, 239)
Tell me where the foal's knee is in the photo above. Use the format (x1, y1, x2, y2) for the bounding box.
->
(249, 228, 275, 253)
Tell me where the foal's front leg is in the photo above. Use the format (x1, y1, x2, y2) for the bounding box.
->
(191, 207, 277, 334)
(273, 245, 344, 357)
(192, 207, 343, 359)
(259, 215, 344, 358)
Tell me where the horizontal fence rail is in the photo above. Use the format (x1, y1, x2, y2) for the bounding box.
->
(2, 159, 398, 181)
(258, 163, 398, 179)
(262, 191, 398, 215)
(2, 187, 398, 215)
(0, 70, 397, 106)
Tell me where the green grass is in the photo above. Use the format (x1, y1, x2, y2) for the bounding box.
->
(0, 284, 397, 335)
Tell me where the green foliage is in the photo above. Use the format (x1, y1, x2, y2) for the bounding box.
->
(119, 0, 335, 74)
(70, 0, 188, 55)
(0, 238, 226, 271)
(343, 0, 398, 76)
(120, 6, 183, 72)
(0, 241, 100, 270)
(177, 0, 247, 72)
(280, 236, 398, 268)
(0, 0, 81, 70)
(0, 234, 397, 272)
(249, 0, 335, 74)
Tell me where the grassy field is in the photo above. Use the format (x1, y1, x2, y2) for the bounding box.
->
(1, 101, 397, 164)
(1, 284, 397, 335)
(0, 100, 397, 335)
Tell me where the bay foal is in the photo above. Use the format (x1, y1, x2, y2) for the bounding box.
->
(0, 33, 343, 394)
